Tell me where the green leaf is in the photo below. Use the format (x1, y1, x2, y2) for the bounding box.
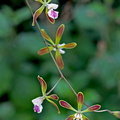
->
(10, 75, 40, 110)
(114, 8, 120, 25)
(0, 102, 15, 120)
(13, 7, 32, 25)
(16, 32, 45, 55)
(84, 89, 101, 104)
(74, 2, 108, 29)
(0, 60, 13, 96)
(12, 112, 34, 120)
(0, 12, 13, 38)
(88, 54, 119, 88)
(72, 71, 91, 90)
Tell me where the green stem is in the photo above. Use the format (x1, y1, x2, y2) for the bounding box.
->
(46, 77, 62, 95)
(95, 109, 112, 114)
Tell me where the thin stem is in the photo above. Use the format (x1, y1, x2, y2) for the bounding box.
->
(25, 0, 77, 96)
(95, 109, 112, 114)
(46, 77, 62, 95)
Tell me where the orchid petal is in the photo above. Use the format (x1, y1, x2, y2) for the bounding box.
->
(48, 94, 59, 100)
(38, 46, 54, 55)
(47, 98, 60, 114)
(56, 24, 65, 45)
(66, 114, 74, 120)
(111, 111, 120, 118)
(32, 5, 45, 26)
(82, 104, 101, 113)
(78, 92, 84, 111)
(46, 13, 55, 24)
(37, 75, 47, 95)
(59, 100, 76, 112)
(55, 50, 64, 69)
(82, 114, 89, 120)
(47, 3, 58, 10)
(60, 42, 77, 49)
(41, 29, 54, 45)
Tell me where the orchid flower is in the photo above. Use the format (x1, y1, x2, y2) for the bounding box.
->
(59, 92, 101, 120)
(32, 0, 59, 26)
(32, 75, 60, 114)
(38, 24, 77, 69)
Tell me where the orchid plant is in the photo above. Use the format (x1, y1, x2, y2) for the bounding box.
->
(24, 0, 120, 119)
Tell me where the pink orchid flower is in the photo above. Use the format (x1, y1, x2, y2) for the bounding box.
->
(32, 75, 60, 114)
(59, 92, 101, 120)
(32, 0, 59, 26)
(38, 24, 77, 69)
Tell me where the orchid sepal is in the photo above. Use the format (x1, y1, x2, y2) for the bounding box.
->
(60, 42, 77, 49)
(47, 94, 59, 100)
(41, 29, 55, 45)
(35, 0, 44, 3)
(32, 5, 45, 26)
(56, 24, 65, 45)
(59, 100, 77, 112)
(55, 50, 64, 69)
(38, 46, 54, 55)
(38, 75, 47, 95)
(78, 92, 84, 111)
(46, 13, 55, 24)
(82, 104, 101, 113)
(47, 98, 60, 114)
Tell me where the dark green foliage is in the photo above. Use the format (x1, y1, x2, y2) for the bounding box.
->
(0, 0, 120, 120)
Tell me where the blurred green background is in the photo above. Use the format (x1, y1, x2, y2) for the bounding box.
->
(0, 0, 120, 120)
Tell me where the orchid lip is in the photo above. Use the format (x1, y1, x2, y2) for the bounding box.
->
(34, 105, 40, 112)
(48, 9, 59, 19)
(32, 96, 44, 113)
(33, 105, 43, 113)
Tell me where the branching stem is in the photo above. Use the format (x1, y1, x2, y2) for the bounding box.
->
(46, 77, 62, 95)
